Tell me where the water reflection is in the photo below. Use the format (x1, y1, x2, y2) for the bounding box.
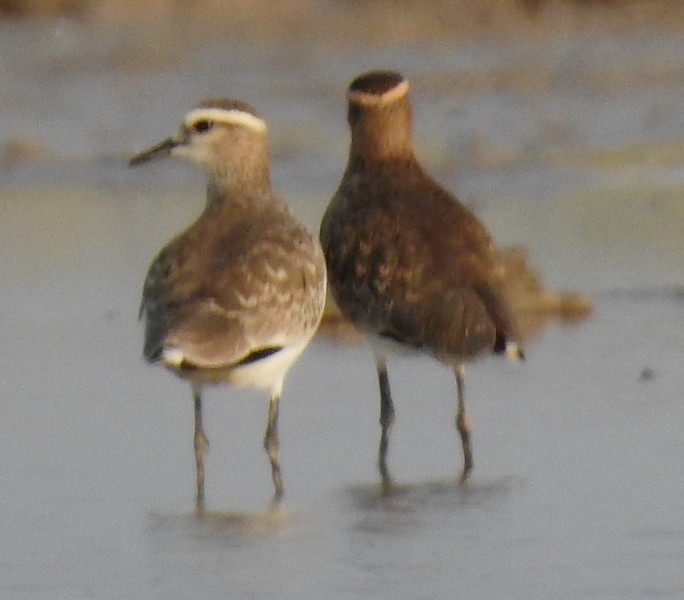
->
(148, 505, 294, 539)
(347, 475, 522, 512)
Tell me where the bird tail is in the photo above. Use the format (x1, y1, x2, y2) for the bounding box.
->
(494, 333, 525, 362)
(498, 245, 592, 342)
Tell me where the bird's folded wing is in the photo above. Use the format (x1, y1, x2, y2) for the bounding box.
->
(150, 299, 288, 369)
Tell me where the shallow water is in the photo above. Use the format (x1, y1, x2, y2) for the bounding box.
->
(1, 17, 684, 600)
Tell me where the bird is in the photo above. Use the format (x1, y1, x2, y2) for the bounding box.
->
(320, 70, 524, 491)
(129, 98, 327, 512)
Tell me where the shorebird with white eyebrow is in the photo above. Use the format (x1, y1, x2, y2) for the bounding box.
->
(129, 99, 327, 512)
(321, 70, 524, 491)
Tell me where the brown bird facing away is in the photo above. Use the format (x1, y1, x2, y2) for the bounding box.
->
(129, 99, 327, 512)
(320, 70, 525, 490)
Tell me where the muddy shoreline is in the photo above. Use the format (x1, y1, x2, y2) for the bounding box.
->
(4, 0, 684, 42)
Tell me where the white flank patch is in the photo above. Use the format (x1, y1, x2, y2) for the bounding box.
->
(347, 79, 410, 107)
(505, 342, 524, 362)
(228, 340, 309, 390)
(184, 108, 267, 133)
(160, 347, 185, 367)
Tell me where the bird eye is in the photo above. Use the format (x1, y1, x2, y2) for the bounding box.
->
(192, 120, 213, 133)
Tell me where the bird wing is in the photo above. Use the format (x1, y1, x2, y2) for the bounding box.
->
(141, 214, 325, 369)
(322, 169, 519, 360)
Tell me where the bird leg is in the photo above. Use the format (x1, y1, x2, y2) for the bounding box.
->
(192, 384, 209, 513)
(454, 364, 473, 483)
(375, 355, 395, 493)
(264, 383, 284, 504)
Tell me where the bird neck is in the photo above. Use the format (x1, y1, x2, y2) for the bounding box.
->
(347, 132, 416, 174)
(350, 123, 413, 163)
(205, 163, 273, 206)
(348, 100, 414, 162)
(204, 174, 284, 214)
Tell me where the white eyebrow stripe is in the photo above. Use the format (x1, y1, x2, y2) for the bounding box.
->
(184, 108, 267, 133)
(347, 79, 410, 106)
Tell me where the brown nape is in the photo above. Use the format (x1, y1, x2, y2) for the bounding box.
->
(196, 97, 261, 118)
(347, 93, 413, 156)
(349, 70, 406, 96)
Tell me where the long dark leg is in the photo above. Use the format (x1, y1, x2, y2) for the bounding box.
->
(376, 355, 395, 492)
(192, 383, 209, 513)
(264, 381, 284, 504)
(454, 364, 473, 483)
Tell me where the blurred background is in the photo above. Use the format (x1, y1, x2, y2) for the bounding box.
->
(1, 2, 684, 599)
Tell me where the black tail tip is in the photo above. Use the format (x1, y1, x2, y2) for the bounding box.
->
(494, 334, 525, 361)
